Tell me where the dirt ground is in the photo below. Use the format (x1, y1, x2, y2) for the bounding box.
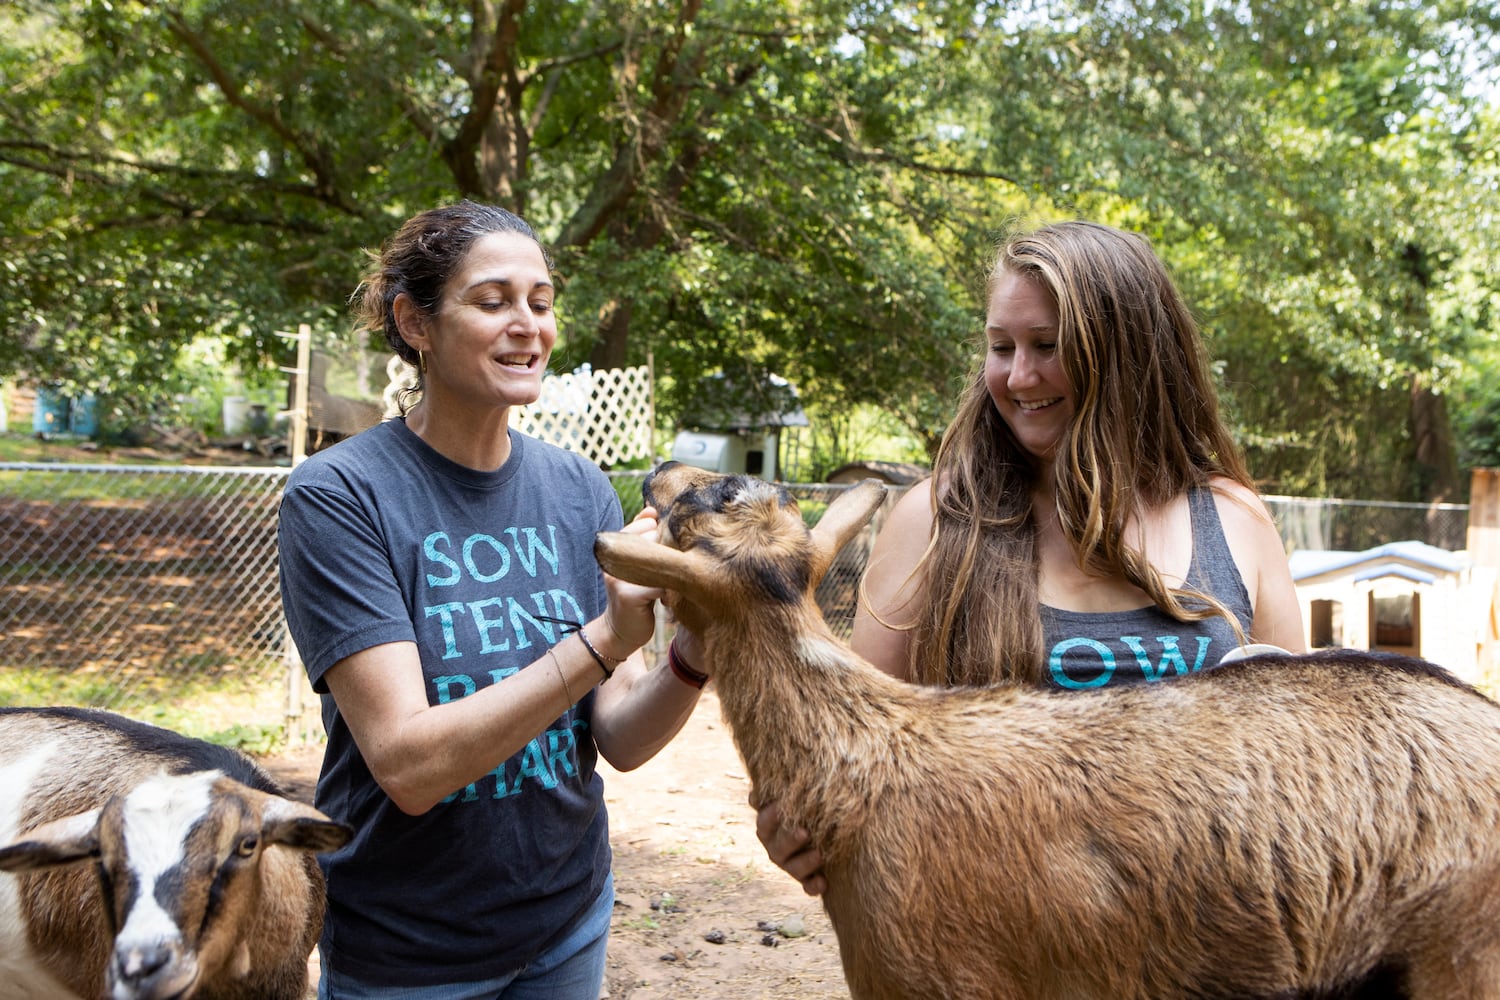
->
(259, 687, 852, 1000)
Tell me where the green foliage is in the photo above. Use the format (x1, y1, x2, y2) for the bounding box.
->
(200, 722, 286, 755)
(789, 402, 930, 481)
(609, 469, 650, 521)
(1453, 337, 1500, 473)
(2, 1, 1498, 498)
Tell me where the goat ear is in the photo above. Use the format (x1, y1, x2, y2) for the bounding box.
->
(810, 480, 886, 583)
(0, 809, 103, 872)
(595, 532, 722, 596)
(229, 941, 253, 979)
(259, 794, 354, 854)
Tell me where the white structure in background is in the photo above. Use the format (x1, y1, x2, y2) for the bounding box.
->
(669, 373, 808, 481)
(382, 355, 654, 466)
(1289, 541, 1496, 683)
(382, 353, 416, 420)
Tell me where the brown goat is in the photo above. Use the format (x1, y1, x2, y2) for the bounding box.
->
(594, 462, 1500, 1000)
(0, 707, 350, 1000)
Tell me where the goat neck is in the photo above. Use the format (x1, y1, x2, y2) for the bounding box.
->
(596, 465, 903, 848)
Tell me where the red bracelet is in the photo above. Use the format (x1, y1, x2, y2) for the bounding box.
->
(668, 638, 709, 689)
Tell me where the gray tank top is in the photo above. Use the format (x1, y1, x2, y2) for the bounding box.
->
(1038, 487, 1253, 690)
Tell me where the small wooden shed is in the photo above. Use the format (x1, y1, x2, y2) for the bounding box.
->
(1289, 541, 1493, 682)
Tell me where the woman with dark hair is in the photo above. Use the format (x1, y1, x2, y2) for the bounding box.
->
(278, 200, 709, 998)
(759, 219, 1304, 894)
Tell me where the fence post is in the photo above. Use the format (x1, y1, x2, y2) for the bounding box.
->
(647, 348, 656, 460)
(276, 324, 314, 744)
(1469, 469, 1500, 685)
(279, 324, 312, 467)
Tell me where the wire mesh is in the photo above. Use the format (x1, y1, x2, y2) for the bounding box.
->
(1263, 496, 1470, 553)
(0, 463, 291, 740)
(0, 460, 1470, 742)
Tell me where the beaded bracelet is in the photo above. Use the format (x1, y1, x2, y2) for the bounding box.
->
(668, 638, 709, 689)
(534, 614, 620, 682)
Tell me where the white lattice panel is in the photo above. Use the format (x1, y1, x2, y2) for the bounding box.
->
(382, 358, 653, 467)
(514, 364, 654, 466)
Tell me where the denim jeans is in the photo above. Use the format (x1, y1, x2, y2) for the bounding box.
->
(318, 872, 614, 1000)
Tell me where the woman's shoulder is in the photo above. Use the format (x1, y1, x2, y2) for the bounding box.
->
(889, 476, 935, 520)
(1204, 476, 1276, 530)
(286, 421, 402, 489)
(1204, 475, 1289, 587)
(516, 430, 602, 475)
(513, 433, 620, 520)
(527, 436, 614, 492)
(863, 478, 935, 598)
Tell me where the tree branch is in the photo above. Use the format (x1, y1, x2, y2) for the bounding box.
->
(0, 138, 330, 198)
(0, 141, 333, 233)
(556, 0, 707, 248)
(440, 0, 530, 196)
(154, 5, 356, 212)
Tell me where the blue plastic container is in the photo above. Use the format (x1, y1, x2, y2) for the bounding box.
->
(32, 387, 71, 434)
(69, 393, 99, 437)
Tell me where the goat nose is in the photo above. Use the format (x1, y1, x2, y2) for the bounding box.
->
(644, 461, 678, 506)
(109, 941, 183, 998)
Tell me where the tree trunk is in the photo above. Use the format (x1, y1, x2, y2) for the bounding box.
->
(589, 298, 633, 372)
(1409, 373, 1459, 502)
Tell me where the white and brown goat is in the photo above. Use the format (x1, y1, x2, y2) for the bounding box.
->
(0, 706, 350, 1000)
(594, 462, 1500, 1000)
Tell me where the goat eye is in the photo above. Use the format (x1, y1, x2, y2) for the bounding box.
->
(235, 835, 259, 857)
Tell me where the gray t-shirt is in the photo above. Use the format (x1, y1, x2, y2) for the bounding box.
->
(1040, 487, 1253, 689)
(277, 419, 620, 986)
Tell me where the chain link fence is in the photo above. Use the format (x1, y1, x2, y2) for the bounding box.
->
(0, 463, 292, 744)
(0, 465, 896, 744)
(0, 461, 1468, 743)
(1263, 495, 1471, 553)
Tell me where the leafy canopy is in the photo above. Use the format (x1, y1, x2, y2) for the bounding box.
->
(2, 0, 1497, 495)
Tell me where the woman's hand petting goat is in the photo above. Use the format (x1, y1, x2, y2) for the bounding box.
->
(753, 219, 1306, 896)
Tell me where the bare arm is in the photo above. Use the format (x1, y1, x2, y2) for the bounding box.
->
(325, 509, 703, 815)
(849, 479, 935, 681)
(1212, 480, 1307, 653)
(588, 623, 703, 773)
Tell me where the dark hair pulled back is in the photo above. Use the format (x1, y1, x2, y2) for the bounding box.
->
(353, 200, 551, 372)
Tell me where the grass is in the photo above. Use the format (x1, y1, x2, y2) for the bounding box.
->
(0, 432, 287, 508)
(0, 432, 161, 464)
(0, 430, 283, 468)
(0, 659, 298, 753)
(620, 915, 662, 932)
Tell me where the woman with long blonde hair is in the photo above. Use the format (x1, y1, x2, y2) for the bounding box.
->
(761, 219, 1304, 893)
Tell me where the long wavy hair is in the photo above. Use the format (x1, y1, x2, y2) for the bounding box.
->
(351, 201, 551, 414)
(906, 221, 1253, 687)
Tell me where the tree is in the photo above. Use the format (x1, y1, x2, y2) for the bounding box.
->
(954, 0, 1500, 498)
(0, 0, 990, 448)
(2, 0, 1497, 497)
